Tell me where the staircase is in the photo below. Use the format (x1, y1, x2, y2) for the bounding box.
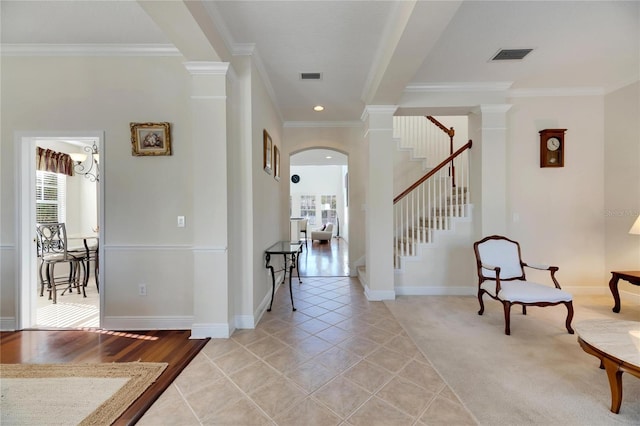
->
(391, 116, 475, 293)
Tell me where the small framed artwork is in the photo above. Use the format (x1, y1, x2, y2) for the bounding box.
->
(273, 145, 280, 181)
(131, 122, 172, 156)
(263, 129, 273, 174)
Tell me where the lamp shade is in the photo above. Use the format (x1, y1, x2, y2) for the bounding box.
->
(629, 215, 640, 235)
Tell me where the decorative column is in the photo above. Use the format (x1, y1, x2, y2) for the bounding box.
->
(362, 106, 397, 300)
(469, 104, 512, 237)
(184, 61, 231, 338)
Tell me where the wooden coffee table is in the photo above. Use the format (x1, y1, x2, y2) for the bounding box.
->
(576, 319, 640, 413)
(609, 271, 640, 313)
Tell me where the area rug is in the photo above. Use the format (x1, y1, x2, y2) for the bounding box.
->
(1, 362, 167, 426)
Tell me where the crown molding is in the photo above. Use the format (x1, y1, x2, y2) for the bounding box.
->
(283, 121, 362, 128)
(405, 82, 513, 93)
(508, 87, 605, 97)
(183, 61, 229, 75)
(0, 43, 181, 57)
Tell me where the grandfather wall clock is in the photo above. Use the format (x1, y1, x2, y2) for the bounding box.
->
(539, 128, 566, 168)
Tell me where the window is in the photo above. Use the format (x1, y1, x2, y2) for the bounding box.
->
(320, 195, 336, 225)
(300, 195, 316, 225)
(36, 171, 66, 224)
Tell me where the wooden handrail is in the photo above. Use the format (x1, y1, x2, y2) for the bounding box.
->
(394, 140, 472, 204)
(426, 116, 455, 138)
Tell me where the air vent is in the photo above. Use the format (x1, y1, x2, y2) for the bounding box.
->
(300, 72, 322, 80)
(491, 49, 533, 61)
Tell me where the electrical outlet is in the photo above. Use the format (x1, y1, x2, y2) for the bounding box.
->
(139, 283, 147, 296)
(177, 216, 185, 228)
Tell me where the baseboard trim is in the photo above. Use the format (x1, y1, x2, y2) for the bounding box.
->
(364, 286, 395, 301)
(0, 317, 16, 331)
(191, 323, 232, 339)
(395, 286, 475, 296)
(235, 315, 256, 329)
(102, 315, 194, 331)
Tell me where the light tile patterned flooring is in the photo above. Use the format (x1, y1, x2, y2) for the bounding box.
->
(140, 277, 477, 425)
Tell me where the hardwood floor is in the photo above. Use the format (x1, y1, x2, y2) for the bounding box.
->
(0, 329, 209, 425)
(298, 236, 349, 276)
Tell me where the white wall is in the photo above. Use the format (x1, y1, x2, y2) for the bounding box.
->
(604, 82, 640, 292)
(506, 94, 606, 289)
(290, 165, 346, 234)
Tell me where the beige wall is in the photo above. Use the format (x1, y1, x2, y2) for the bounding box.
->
(604, 82, 640, 292)
(250, 60, 285, 314)
(506, 94, 606, 288)
(1, 56, 195, 325)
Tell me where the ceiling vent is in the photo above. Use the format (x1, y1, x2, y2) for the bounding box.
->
(300, 72, 322, 80)
(491, 49, 533, 61)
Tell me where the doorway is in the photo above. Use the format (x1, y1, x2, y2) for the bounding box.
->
(290, 148, 349, 276)
(17, 131, 104, 329)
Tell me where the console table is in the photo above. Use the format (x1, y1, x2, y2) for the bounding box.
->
(265, 241, 303, 312)
(608, 271, 640, 313)
(576, 319, 640, 414)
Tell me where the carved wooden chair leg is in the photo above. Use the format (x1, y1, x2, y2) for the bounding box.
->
(503, 301, 512, 335)
(565, 301, 575, 334)
(477, 291, 485, 315)
(522, 305, 527, 315)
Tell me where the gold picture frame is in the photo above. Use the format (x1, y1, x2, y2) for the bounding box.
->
(273, 145, 280, 181)
(131, 122, 172, 156)
(263, 129, 273, 174)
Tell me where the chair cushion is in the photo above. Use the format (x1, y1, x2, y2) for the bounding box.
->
(480, 280, 572, 303)
(477, 240, 523, 279)
(42, 252, 84, 262)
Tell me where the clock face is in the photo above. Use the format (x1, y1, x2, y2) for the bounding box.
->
(291, 174, 300, 184)
(547, 137, 561, 151)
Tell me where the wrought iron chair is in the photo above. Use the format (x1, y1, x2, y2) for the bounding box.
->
(473, 235, 574, 335)
(36, 223, 88, 303)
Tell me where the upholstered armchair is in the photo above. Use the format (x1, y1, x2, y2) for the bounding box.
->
(311, 223, 334, 242)
(473, 235, 574, 335)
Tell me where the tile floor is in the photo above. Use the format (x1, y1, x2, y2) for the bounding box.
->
(140, 276, 477, 425)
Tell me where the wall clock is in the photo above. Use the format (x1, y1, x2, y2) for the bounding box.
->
(539, 129, 566, 168)
(291, 174, 300, 184)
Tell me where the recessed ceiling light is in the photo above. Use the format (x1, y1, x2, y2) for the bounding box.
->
(325, 156, 332, 159)
(313, 105, 324, 112)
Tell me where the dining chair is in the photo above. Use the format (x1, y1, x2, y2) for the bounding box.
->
(36, 223, 88, 303)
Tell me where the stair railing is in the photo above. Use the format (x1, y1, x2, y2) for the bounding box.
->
(426, 116, 457, 186)
(393, 116, 455, 167)
(393, 140, 472, 264)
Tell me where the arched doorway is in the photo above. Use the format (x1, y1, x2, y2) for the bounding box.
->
(290, 148, 349, 276)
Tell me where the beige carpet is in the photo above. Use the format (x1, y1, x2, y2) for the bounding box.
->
(1, 362, 167, 426)
(385, 294, 640, 425)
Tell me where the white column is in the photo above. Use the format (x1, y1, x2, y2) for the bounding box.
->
(184, 61, 231, 338)
(469, 104, 512, 237)
(362, 106, 397, 300)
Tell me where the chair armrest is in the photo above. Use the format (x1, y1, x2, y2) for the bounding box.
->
(480, 263, 502, 293)
(523, 263, 561, 288)
(480, 263, 499, 271)
(523, 263, 558, 271)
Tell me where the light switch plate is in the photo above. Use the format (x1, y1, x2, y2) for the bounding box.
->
(177, 216, 185, 227)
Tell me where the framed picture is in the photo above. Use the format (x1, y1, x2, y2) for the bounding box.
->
(273, 145, 280, 181)
(263, 129, 273, 174)
(131, 122, 172, 156)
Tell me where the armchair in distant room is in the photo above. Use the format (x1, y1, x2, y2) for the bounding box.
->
(311, 223, 334, 243)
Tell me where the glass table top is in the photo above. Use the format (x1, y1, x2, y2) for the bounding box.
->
(266, 241, 303, 254)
